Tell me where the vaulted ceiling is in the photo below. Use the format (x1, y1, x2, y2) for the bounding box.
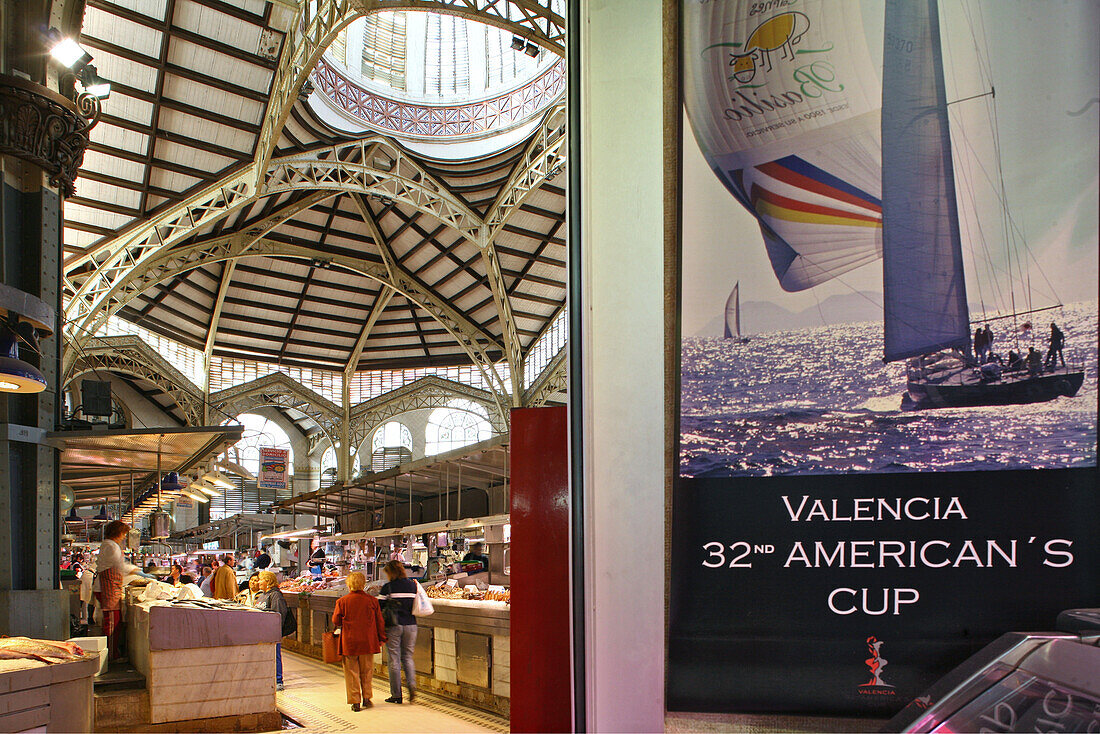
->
(64, 0, 566, 380)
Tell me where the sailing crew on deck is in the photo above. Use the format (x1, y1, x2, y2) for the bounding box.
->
(1006, 349, 1023, 372)
(1046, 322, 1065, 369)
(982, 325, 994, 362)
(973, 327, 985, 361)
(1026, 347, 1043, 375)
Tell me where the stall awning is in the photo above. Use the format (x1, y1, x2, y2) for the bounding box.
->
(52, 425, 243, 513)
(272, 436, 509, 518)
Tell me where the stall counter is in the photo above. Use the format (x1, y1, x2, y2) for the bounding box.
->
(124, 590, 282, 726)
(280, 590, 510, 715)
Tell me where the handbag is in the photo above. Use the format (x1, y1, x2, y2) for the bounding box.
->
(322, 630, 342, 664)
(381, 599, 401, 627)
(412, 581, 434, 617)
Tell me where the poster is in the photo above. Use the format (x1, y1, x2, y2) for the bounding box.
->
(259, 447, 290, 490)
(670, 0, 1098, 716)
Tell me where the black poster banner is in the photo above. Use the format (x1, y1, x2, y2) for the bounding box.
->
(668, 469, 1100, 715)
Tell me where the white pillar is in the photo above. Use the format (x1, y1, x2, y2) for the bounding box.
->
(579, 0, 666, 730)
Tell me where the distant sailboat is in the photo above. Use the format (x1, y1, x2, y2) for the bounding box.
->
(683, 0, 1084, 409)
(723, 282, 750, 343)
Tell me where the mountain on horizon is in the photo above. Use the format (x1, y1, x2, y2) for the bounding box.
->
(695, 291, 884, 337)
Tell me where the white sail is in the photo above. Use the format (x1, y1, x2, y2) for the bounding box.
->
(683, 0, 883, 291)
(724, 282, 741, 339)
(881, 0, 971, 362)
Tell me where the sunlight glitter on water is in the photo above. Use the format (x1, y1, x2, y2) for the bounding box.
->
(680, 301, 1098, 477)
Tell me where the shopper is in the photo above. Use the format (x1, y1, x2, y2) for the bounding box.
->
(212, 554, 237, 599)
(255, 547, 272, 570)
(93, 521, 147, 660)
(236, 574, 261, 607)
(255, 570, 295, 691)
(332, 572, 387, 711)
(379, 560, 418, 704)
(198, 564, 214, 595)
(169, 564, 183, 586)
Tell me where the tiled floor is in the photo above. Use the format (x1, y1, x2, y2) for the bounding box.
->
(275, 651, 508, 733)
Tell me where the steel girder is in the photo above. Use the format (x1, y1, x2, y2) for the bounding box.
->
(64, 108, 567, 417)
(256, 0, 565, 180)
(486, 103, 566, 239)
(63, 233, 513, 423)
(522, 341, 566, 407)
(64, 335, 206, 427)
(267, 139, 483, 239)
(347, 374, 505, 452)
(349, 193, 511, 417)
(208, 371, 342, 450)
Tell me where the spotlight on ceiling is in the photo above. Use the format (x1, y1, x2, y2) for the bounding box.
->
(92, 505, 111, 523)
(0, 321, 47, 394)
(79, 65, 111, 99)
(524, 42, 539, 57)
(510, 36, 525, 51)
(47, 31, 92, 70)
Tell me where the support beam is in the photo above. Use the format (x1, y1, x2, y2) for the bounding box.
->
(203, 259, 237, 404)
(346, 287, 395, 375)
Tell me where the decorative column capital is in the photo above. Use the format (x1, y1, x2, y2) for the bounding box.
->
(0, 74, 99, 196)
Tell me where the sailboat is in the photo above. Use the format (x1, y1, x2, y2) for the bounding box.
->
(683, 0, 1084, 409)
(723, 281, 751, 343)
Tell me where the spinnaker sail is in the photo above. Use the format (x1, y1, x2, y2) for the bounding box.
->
(880, 0, 971, 362)
(683, 0, 883, 292)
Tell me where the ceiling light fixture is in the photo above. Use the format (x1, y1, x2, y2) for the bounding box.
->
(202, 470, 235, 489)
(510, 36, 525, 50)
(524, 41, 539, 57)
(0, 322, 47, 394)
(48, 34, 93, 69)
(181, 489, 209, 504)
(78, 65, 111, 99)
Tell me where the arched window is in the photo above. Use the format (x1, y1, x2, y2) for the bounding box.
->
(223, 414, 294, 477)
(214, 413, 294, 519)
(371, 421, 413, 471)
(425, 399, 492, 456)
(321, 444, 361, 487)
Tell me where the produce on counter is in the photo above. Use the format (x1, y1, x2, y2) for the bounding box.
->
(425, 583, 463, 599)
(483, 588, 510, 603)
(424, 583, 509, 603)
(0, 637, 86, 664)
(278, 575, 345, 593)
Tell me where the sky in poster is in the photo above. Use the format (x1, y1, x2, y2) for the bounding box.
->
(681, 0, 1099, 337)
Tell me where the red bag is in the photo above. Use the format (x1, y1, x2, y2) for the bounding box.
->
(322, 630, 342, 663)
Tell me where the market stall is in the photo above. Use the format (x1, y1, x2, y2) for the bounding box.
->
(276, 513, 512, 715)
(122, 583, 282, 728)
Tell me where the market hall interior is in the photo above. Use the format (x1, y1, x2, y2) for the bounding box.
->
(0, 0, 582, 730)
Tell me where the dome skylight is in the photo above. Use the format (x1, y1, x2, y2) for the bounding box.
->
(310, 11, 564, 153)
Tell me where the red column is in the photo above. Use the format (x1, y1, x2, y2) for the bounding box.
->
(509, 406, 572, 733)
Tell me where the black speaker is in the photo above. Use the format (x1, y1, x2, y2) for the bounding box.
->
(81, 380, 113, 417)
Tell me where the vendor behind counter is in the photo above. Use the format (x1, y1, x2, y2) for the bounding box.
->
(461, 542, 489, 570)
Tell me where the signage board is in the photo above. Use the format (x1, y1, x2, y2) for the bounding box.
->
(259, 447, 289, 490)
(670, 0, 1099, 716)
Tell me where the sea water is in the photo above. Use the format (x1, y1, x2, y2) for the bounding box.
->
(680, 300, 1098, 477)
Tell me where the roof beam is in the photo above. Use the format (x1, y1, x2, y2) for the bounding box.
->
(203, 259, 237, 394)
(346, 287, 394, 376)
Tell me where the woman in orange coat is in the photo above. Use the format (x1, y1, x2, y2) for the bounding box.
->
(332, 571, 387, 711)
